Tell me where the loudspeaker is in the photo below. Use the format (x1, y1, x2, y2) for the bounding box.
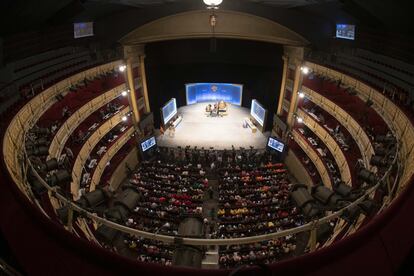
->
(39, 158, 58, 172)
(334, 182, 352, 197)
(48, 170, 71, 187)
(358, 169, 377, 185)
(291, 188, 314, 208)
(312, 185, 334, 205)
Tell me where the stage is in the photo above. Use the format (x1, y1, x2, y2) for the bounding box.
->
(156, 103, 269, 150)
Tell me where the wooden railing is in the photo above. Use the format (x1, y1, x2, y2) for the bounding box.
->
(297, 108, 352, 186)
(71, 107, 131, 198)
(284, 149, 314, 186)
(302, 86, 374, 169)
(3, 60, 123, 196)
(292, 129, 332, 188)
(48, 84, 127, 159)
(90, 127, 135, 192)
(304, 61, 414, 192)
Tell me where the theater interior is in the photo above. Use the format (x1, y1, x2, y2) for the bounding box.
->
(0, 0, 413, 275)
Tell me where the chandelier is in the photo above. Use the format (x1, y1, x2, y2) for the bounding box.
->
(203, 0, 223, 9)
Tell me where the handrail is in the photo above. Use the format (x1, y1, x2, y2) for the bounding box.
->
(297, 108, 352, 186)
(1, 58, 403, 251)
(48, 84, 127, 159)
(302, 86, 374, 169)
(22, 132, 399, 246)
(304, 61, 414, 188)
(292, 129, 333, 188)
(71, 107, 131, 198)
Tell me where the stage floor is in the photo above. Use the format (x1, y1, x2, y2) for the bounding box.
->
(157, 103, 269, 150)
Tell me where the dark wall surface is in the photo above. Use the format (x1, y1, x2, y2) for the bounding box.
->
(145, 38, 283, 130)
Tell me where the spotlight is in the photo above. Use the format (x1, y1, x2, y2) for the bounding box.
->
(301, 66, 310, 75)
(358, 169, 377, 185)
(26, 146, 49, 157)
(298, 92, 305, 98)
(57, 188, 111, 224)
(297, 117, 303, 123)
(118, 65, 126, 72)
(333, 181, 352, 198)
(341, 204, 361, 224)
(47, 170, 71, 187)
(122, 116, 128, 122)
(291, 184, 320, 218)
(121, 90, 128, 97)
(39, 158, 59, 172)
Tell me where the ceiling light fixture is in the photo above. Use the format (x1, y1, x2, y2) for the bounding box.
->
(203, 0, 223, 8)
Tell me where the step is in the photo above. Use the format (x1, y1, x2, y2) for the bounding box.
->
(201, 262, 219, 269)
(205, 250, 219, 256)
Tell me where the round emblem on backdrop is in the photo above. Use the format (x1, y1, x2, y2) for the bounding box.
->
(211, 85, 218, 92)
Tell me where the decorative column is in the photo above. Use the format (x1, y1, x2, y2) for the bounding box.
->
(125, 57, 141, 126)
(276, 55, 289, 116)
(123, 44, 149, 129)
(287, 58, 302, 129)
(139, 54, 151, 113)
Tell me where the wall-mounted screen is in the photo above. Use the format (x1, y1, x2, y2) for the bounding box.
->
(140, 136, 157, 152)
(186, 83, 243, 106)
(74, 22, 94, 39)
(250, 99, 266, 127)
(267, 137, 285, 153)
(336, 24, 355, 40)
(161, 98, 177, 125)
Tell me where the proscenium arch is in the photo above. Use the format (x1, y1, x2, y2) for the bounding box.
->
(119, 10, 309, 46)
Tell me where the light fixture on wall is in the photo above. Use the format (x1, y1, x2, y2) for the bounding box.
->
(118, 65, 126, 72)
(298, 92, 305, 98)
(300, 66, 310, 75)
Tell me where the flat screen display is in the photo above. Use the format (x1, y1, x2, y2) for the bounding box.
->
(161, 98, 177, 125)
(336, 24, 355, 40)
(186, 83, 243, 105)
(250, 99, 266, 127)
(74, 22, 94, 39)
(141, 136, 157, 152)
(267, 137, 285, 153)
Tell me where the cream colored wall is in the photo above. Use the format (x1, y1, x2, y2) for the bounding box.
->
(108, 147, 139, 191)
(120, 10, 308, 46)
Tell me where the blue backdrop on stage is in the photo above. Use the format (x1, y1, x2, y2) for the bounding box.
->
(185, 83, 243, 105)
